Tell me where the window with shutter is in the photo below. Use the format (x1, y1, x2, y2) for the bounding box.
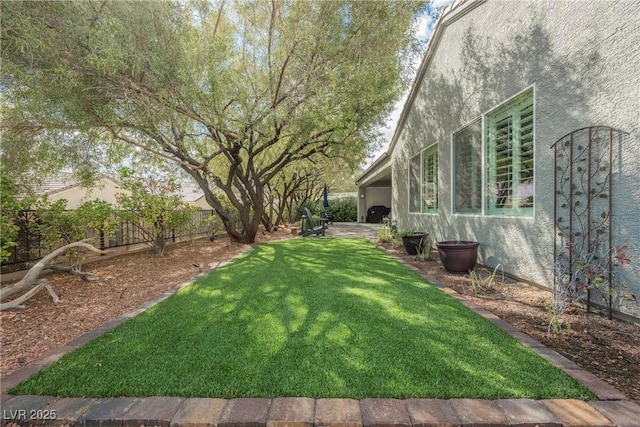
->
(453, 119, 482, 214)
(408, 143, 438, 214)
(422, 144, 438, 213)
(486, 92, 534, 216)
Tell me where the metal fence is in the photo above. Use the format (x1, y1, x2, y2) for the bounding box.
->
(2, 209, 217, 274)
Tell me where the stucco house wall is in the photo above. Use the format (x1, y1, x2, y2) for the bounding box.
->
(388, 0, 640, 318)
(179, 183, 212, 209)
(45, 176, 126, 209)
(42, 177, 214, 210)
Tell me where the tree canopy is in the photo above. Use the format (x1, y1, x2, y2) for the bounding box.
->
(2, 0, 427, 242)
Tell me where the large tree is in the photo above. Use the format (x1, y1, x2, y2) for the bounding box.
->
(1, 0, 426, 242)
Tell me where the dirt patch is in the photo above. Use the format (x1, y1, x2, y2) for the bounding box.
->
(2, 230, 639, 400)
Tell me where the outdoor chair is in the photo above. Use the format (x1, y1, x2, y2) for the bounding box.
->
(321, 212, 334, 225)
(298, 207, 327, 237)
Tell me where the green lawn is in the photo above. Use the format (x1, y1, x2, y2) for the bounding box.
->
(11, 238, 593, 399)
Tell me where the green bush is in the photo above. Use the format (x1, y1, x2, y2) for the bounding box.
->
(296, 196, 357, 222)
(116, 177, 198, 256)
(0, 176, 23, 262)
(324, 197, 357, 222)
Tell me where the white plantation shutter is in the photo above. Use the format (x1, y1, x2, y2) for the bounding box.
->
(421, 144, 438, 213)
(519, 102, 534, 208)
(486, 92, 534, 216)
(408, 144, 439, 214)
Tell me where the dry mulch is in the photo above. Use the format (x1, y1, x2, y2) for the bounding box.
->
(2, 230, 639, 400)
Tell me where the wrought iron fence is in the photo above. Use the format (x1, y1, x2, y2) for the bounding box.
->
(1, 209, 217, 274)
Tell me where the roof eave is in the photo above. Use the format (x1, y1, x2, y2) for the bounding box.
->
(356, 152, 390, 185)
(386, 0, 487, 157)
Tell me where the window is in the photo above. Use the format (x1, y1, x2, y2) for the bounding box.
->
(421, 144, 438, 213)
(408, 144, 438, 214)
(449, 88, 534, 217)
(453, 120, 482, 214)
(408, 153, 421, 213)
(486, 91, 534, 216)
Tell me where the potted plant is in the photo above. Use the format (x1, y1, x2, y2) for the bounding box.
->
(435, 240, 480, 273)
(399, 229, 429, 256)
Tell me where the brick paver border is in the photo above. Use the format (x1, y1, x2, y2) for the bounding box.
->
(2, 395, 639, 426)
(2, 233, 640, 426)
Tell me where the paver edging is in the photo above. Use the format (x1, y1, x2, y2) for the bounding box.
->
(3, 396, 640, 426)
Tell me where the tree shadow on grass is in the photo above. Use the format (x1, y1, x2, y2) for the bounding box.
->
(10, 239, 592, 399)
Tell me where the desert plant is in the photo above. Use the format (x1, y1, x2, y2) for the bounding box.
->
(33, 198, 83, 247)
(378, 224, 394, 243)
(396, 228, 416, 238)
(550, 242, 635, 334)
(34, 198, 117, 246)
(0, 175, 27, 262)
(466, 264, 504, 294)
(414, 234, 433, 261)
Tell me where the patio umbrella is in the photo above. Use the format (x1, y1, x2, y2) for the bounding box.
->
(322, 185, 329, 208)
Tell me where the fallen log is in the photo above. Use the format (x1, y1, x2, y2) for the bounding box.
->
(0, 279, 60, 311)
(45, 264, 100, 281)
(0, 239, 107, 311)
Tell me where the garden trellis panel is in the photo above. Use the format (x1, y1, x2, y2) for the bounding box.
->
(552, 126, 625, 319)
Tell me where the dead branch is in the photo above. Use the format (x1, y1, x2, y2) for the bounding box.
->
(0, 279, 60, 311)
(0, 239, 107, 311)
(45, 264, 100, 281)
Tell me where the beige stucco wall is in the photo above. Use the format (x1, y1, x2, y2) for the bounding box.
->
(365, 187, 391, 212)
(391, 0, 640, 318)
(187, 197, 212, 210)
(48, 179, 214, 210)
(47, 178, 126, 209)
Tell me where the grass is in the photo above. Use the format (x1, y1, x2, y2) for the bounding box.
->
(11, 238, 594, 399)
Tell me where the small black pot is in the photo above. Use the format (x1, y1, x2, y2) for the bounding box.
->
(436, 241, 480, 273)
(401, 233, 429, 255)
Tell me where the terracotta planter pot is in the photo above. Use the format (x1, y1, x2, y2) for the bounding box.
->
(401, 233, 429, 255)
(436, 240, 480, 273)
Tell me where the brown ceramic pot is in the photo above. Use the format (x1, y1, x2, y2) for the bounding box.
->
(401, 233, 429, 255)
(436, 240, 480, 273)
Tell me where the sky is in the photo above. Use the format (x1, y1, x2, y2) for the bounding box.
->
(367, 0, 452, 167)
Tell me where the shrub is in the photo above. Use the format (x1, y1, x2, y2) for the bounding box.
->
(116, 177, 198, 256)
(0, 176, 23, 262)
(323, 197, 357, 222)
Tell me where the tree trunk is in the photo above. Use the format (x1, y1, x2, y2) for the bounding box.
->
(46, 264, 101, 280)
(184, 167, 261, 244)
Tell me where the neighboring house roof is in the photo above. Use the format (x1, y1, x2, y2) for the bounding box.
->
(179, 183, 206, 203)
(28, 173, 125, 209)
(36, 175, 207, 203)
(32, 173, 72, 196)
(357, 0, 485, 183)
(33, 173, 122, 197)
(30, 174, 213, 210)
